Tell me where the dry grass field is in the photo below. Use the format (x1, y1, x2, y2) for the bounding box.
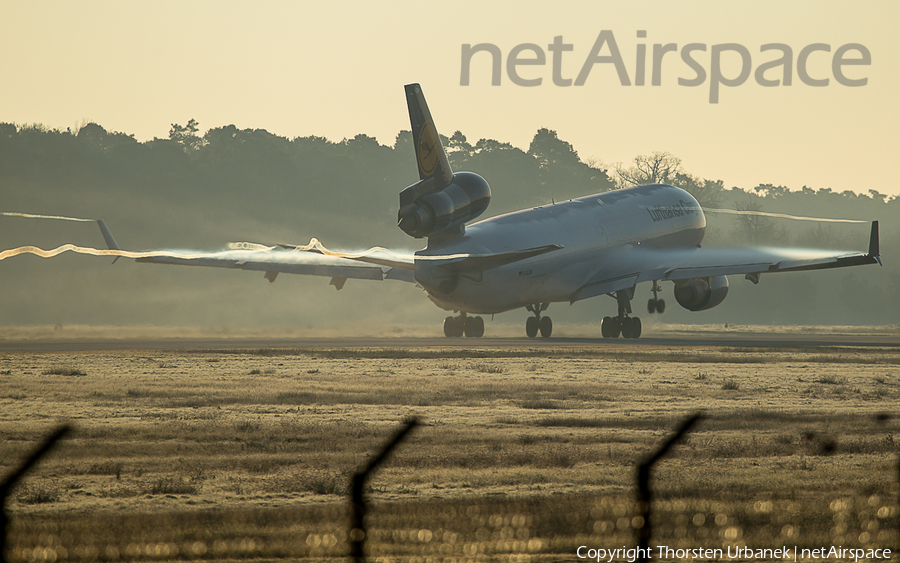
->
(1, 341, 899, 561)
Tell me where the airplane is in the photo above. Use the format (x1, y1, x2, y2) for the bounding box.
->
(2, 84, 881, 339)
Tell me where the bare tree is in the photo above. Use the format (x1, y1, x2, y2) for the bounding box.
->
(732, 197, 786, 245)
(614, 151, 682, 188)
(582, 156, 606, 170)
(733, 198, 765, 243)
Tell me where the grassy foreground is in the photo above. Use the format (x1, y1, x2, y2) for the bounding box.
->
(1, 344, 899, 561)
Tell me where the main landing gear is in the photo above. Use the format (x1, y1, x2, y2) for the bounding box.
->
(443, 312, 484, 338)
(525, 303, 552, 338)
(601, 289, 642, 339)
(601, 315, 642, 339)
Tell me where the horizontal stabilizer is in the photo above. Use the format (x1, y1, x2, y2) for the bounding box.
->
(435, 244, 563, 273)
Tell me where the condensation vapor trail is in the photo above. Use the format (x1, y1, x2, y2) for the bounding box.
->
(0, 209, 422, 263)
(0, 244, 257, 262)
(1, 212, 95, 222)
(253, 239, 428, 262)
(0, 241, 451, 264)
(0, 238, 423, 265)
(702, 208, 866, 223)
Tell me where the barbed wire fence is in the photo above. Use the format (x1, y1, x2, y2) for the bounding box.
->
(351, 417, 419, 563)
(3, 414, 899, 562)
(636, 413, 703, 563)
(1, 425, 70, 563)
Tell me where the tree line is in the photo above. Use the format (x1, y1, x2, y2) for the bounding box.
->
(0, 120, 896, 327)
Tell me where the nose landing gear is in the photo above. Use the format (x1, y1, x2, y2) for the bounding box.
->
(647, 280, 665, 314)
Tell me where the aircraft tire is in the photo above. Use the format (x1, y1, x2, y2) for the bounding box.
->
(444, 316, 463, 337)
(622, 317, 634, 339)
(647, 299, 657, 314)
(465, 316, 484, 338)
(610, 318, 621, 339)
(525, 316, 539, 338)
(657, 299, 665, 314)
(539, 316, 552, 338)
(601, 316, 612, 338)
(631, 317, 642, 339)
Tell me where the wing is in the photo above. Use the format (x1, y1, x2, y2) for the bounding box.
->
(134, 245, 417, 286)
(0, 219, 418, 287)
(570, 221, 881, 302)
(146, 237, 421, 285)
(1, 219, 565, 287)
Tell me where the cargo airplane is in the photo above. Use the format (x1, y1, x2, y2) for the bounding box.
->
(2, 84, 881, 338)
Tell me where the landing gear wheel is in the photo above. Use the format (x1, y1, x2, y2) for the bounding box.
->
(604, 317, 621, 338)
(622, 317, 635, 339)
(539, 316, 552, 338)
(649, 281, 664, 315)
(525, 316, 539, 338)
(601, 316, 612, 338)
(443, 316, 464, 337)
(464, 316, 484, 338)
(620, 317, 642, 339)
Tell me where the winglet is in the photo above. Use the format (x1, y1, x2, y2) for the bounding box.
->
(97, 220, 121, 264)
(868, 220, 881, 265)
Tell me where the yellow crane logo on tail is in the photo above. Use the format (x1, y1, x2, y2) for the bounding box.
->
(417, 121, 439, 177)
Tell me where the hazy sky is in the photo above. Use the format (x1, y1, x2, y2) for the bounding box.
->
(2, 1, 897, 196)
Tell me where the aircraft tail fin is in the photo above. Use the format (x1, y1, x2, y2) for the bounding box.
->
(398, 84, 490, 240)
(404, 83, 453, 190)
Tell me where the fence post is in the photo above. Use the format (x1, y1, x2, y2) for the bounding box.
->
(636, 414, 702, 563)
(875, 413, 898, 557)
(0, 425, 71, 563)
(350, 417, 419, 563)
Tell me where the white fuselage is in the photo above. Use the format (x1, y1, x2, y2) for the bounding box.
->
(414, 184, 706, 314)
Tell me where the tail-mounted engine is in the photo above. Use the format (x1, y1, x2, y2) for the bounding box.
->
(398, 83, 491, 240)
(674, 275, 729, 311)
(398, 172, 490, 238)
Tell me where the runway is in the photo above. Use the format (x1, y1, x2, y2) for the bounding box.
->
(1, 331, 897, 352)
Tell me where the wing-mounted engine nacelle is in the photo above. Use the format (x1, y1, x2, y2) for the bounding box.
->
(674, 275, 729, 311)
(397, 171, 490, 239)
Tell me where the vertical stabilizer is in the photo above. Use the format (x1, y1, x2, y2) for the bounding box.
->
(398, 84, 490, 240)
(405, 83, 453, 186)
